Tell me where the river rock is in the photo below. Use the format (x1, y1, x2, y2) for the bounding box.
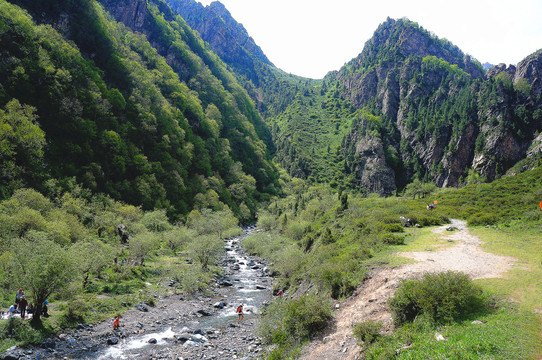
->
(190, 334, 208, 343)
(213, 302, 226, 309)
(148, 338, 157, 344)
(107, 337, 119, 345)
(255, 285, 266, 290)
(174, 334, 190, 343)
(219, 280, 233, 287)
(41, 339, 56, 349)
(197, 309, 212, 316)
(136, 303, 149, 312)
(0, 352, 20, 360)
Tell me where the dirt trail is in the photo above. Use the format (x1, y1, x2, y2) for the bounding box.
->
(299, 219, 519, 360)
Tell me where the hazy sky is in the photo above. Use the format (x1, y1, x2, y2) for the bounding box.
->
(197, 0, 542, 79)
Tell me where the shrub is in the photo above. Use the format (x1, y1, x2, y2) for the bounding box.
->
(258, 294, 332, 346)
(352, 320, 383, 344)
(383, 223, 404, 233)
(379, 232, 405, 245)
(389, 271, 486, 326)
(467, 212, 498, 226)
(1, 317, 45, 345)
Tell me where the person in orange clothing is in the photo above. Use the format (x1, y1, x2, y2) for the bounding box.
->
(113, 316, 120, 330)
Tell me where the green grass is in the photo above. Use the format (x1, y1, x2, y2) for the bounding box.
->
(364, 220, 542, 359)
(366, 305, 540, 359)
(470, 226, 542, 312)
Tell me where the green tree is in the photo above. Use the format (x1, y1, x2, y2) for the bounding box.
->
(6, 238, 72, 326)
(187, 234, 223, 270)
(0, 99, 45, 196)
(68, 239, 115, 288)
(129, 232, 161, 266)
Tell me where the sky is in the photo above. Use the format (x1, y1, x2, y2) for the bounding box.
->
(196, 0, 542, 79)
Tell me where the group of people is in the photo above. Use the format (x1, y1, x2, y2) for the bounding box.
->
(4, 288, 48, 319)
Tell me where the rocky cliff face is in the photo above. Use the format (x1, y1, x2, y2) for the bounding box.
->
(100, 0, 147, 30)
(343, 124, 396, 195)
(165, 0, 271, 86)
(335, 19, 542, 190)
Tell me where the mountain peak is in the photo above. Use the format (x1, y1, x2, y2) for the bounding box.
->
(353, 17, 483, 79)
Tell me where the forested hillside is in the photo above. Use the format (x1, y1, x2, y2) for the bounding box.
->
(272, 18, 542, 194)
(171, 6, 542, 195)
(0, 0, 279, 219)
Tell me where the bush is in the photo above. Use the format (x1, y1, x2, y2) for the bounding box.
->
(1, 317, 45, 345)
(352, 320, 383, 344)
(258, 294, 332, 346)
(467, 212, 498, 226)
(383, 223, 404, 233)
(389, 271, 487, 326)
(379, 232, 405, 245)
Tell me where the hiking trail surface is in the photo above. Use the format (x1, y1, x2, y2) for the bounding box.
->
(8, 228, 272, 360)
(299, 219, 520, 360)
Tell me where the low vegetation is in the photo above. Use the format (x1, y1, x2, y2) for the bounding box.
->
(389, 271, 488, 326)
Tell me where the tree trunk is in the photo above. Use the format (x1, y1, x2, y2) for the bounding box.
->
(30, 302, 42, 327)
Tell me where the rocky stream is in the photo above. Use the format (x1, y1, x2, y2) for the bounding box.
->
(2, 228, 273, 360)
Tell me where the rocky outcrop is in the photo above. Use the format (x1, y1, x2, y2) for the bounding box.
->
(336, 18, 542, 189)
(343, 125, 396, 196)
(165, 0, 271, 86)
(99, 0, 147, 30)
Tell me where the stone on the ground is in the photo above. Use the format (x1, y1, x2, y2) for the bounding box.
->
(434, 332, 446, 341)
(213, 302, 226, 309)
(136, 303, 149, 312)
(107, 337, 119, 345)
(197, 309, 211, 316)
(41, 340, 56, 349)
(148, 338, 157, 344)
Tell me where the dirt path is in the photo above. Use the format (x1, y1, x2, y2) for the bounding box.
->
(299, 219, 519, 360)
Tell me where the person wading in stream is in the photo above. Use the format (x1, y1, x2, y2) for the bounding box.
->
(236, 304, 244, 324)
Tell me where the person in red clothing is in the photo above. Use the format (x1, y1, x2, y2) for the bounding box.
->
(236, 304, 244, 324)
(113, 316, 120, 330)
(18, 296, 28, 319)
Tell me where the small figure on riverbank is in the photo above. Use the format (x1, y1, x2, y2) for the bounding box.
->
(237, 304, 244, 324)
(42, 299, 49, 318)
(15, 288, 24, 310)
(19, 296, 28, 319)
(113, 316, 120, 330)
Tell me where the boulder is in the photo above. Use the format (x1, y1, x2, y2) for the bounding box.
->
(213, 302, 226, 309)
(107, 337, 119, 345)
(136, 303, 149, 312)
(196, 309, 212, 316)
(41, 339, 56, 349)
(174, 334, 190, 344)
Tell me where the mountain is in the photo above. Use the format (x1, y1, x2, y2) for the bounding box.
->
(0, 0, 280, 219)
(162, 5, 542, 194)
(334, 18, 542, 192)
(252, 17, 542, 194)
(164, 0, 313, 120)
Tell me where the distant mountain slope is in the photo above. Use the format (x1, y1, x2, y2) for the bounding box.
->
(0, 0, 280, 218)
(269, 18, 542, 194)
(334, 19, 542, 192)
(164, 0, 312, 120)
